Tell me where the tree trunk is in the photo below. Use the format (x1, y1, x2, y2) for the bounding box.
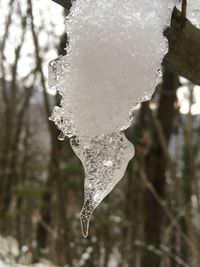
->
(141, 69, 179, 267)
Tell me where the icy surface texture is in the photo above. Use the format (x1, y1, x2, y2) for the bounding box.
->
(49, 0, 177, 237)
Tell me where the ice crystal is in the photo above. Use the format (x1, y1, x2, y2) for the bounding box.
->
(49, 0, 177, 237)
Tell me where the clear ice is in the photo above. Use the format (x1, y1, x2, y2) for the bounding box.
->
(49, 0, 177, 237)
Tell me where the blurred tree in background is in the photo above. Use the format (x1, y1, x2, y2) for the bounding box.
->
(0, 0, 200, 266)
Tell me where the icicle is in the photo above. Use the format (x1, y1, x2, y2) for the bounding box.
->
(49, 0, 177, 237)
(71, 133, 134, 237)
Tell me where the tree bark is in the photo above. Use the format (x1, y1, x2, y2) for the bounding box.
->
(164, 8, 200, 85)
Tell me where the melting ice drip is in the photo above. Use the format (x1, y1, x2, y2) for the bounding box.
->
(49, 0, 177, 237)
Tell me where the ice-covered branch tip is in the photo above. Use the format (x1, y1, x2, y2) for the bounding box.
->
(49, 0, 177, 237)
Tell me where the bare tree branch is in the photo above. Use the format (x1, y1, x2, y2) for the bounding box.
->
(137, 162, 199, 258)
(28, 0, 52, 120)
(0, 0, 15, 110)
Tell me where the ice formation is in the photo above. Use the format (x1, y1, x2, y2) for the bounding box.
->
(49, 0, 177, 237)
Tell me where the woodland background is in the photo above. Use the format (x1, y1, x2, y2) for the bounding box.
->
(0, 0, 200, 266)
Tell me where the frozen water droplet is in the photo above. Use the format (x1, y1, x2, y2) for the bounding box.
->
(157, 68, 162, 78)
(80, 200, 93, 238)
(80, 216, 89, 238)
(58, 132, 65, 141)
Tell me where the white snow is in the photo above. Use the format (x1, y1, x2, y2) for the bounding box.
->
(49, 0, 177, 237)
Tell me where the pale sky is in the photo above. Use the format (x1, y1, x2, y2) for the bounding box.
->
(1, 0, 65, 81)
(177, 81, 200, 115)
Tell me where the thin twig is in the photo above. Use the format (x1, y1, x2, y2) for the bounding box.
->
(182, 0, 187, 18)
(135, 239, 190, 267)
(137, 162, 199, 257)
